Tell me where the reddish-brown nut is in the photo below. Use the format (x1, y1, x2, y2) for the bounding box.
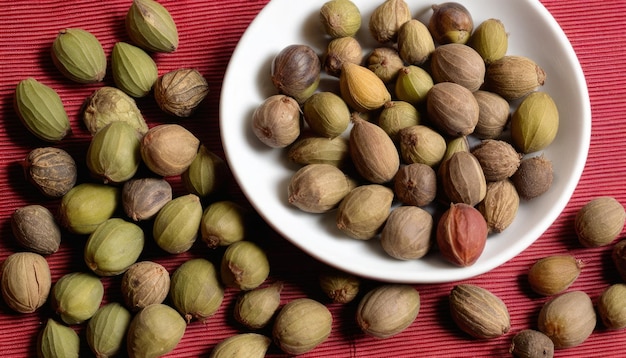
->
(436, 203, 488, 266)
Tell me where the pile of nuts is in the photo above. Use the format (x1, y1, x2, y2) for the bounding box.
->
(253, 0, 560, 270)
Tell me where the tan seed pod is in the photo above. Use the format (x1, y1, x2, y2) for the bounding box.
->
(449, 284, 510, 339)
(319, 270, 360, 304)
(122, 177, 172, 221)
(209, 333, 271, 358)
(597, 283, 626, 330)
(1, 252, 51, 314)
(397, 19, 435, 65)
(537, 291, 596, 349)
(252, 94, 301, 148)
(349, 115, 399, 183)
(471, 139, 522, 182)
(394, 163, 437, 207)
(288, 163, 357, 213)
(472, 90, 510, 139)
(121, 261, 170, 312)
(399, 125, 447, 167)
(426, 82, 479, 137)
(22, 147, 77, 198)
(527, 255, 583, 296)
(336, 184, 394, 240)
(356, 284, 420, 339)
(367, 47, 404, 83)
(439, 151, 487, 207)
(287, 135, 350, 168)
(430, 43, 486, 92)
(11, 205, 61, 255)
(485, 55, 546, 100)
(140, 124, 200, 177)
(272, 298, 332, 355)
(575, 196, 626, 247)
(509, 329, 554, 358)
(369, 0, 412, 43)
(478, 179, 519, 233)
(323, 36, 363, 77)
(511, 155, 553, 200)
(380, 206, 433, 260)
(234, 282, 283, 329)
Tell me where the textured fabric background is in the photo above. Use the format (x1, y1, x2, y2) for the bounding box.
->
(1, 0, 625, 356)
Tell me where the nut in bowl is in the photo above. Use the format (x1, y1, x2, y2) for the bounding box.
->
(220, 0, 591, 283)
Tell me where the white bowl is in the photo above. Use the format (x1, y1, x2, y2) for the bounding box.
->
(220, 0, 591, 283)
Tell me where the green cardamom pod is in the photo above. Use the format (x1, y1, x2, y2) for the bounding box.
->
(59, 183, 120, 235)
(38, 319, 80, 358)
(51, 28, 106, 83)
(14, 78, 70, 142)
(182, 145, 228, 197)
(170, 258, 224, 323)
(220, 241, 270, 290)
(84, 218, 145, 276)
(51, 272, 104, 325)
(209, 333, 272, 358)
(126, 0, 179, 53)
(127, 303, 186, 358)
(86, 302, 132, 358)
(200, 201, 248, 249)
(112, 41, 158, 98)
(86, 121, 142, 184)
(153, 194, 202, 254)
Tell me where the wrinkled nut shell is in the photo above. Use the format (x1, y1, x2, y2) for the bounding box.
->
(426, 82, 479, 137)
(121, 261, 170, 311)
(430, 43, 485, 92)
(449, 284, 510, 339)
(509, 329, 554, 358)
(356, 284, 420, 339)
(11, 205, 61, 255)
(336, 184, 394, 240)
(380, 206, 433, 260)
(575, 196, 626, 247)
(154, 68, 209, 118)
(272, 298, 332, 355)
(1, 252, 51, 313)
(252, 94, 301, 148)
(23, 147, 77, 198)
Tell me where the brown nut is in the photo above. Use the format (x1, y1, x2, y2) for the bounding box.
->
(436, 203, 488, 267)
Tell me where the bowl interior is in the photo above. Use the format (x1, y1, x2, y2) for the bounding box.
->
(219, 0, 591, 283)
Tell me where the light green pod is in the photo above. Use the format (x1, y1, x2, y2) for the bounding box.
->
(303, 91, 351, 138)
(51, 272, 104, 325)
(181, 145, 228, 198)
(112, 42, 158, 98)
(125, 0, 179, 53)
(59, 183, 119, 235)
(51, 28, 106, 83)
(84, 218, 145, 276)
(153, 194, 202, 254)
(37, 318, 80, 358)
(209, 333, 271, 358)
(170, 258, 224, 323)
(83, 86, 148, 136)
(86, 302, 132, 357)
(220, 241, 270, 291)
(377, 100, 420, 143)
(14, 78, 70, 142)
(395, 65, 434, 106)
(511, 91, 559, 154)
(127, 303, 186, 358)
(87, 121, 142, 184)
(200, 201, 247, 248)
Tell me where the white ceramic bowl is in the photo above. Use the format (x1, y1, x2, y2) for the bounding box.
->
(220, 0, 591, 283)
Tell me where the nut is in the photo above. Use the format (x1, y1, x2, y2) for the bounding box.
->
(393, 163, 437, 207)
(84, 218, 145, 276)
(575, 196, 626, 247)
(140, 124, 200, 177)
(436, 203, 488, 266)
(1, 252, 51, 313)
(377, 100, 421, 143)
(367, 47, 405, 83)
(126, 303, 186, 358)
(336, 184, 394, 240)
(356, 284, 420, 339)
(287, 135, 350, 168)
(368, 0, 412, 43)
(200, 200, 248, 248)
(303, 91, 351, 138)
(272, 298, 332, 355)
(271, 44, 321, 104)
(430, 43, 485, 92)
(511, 91, 559, 153)
(472, 90, 510, 139)
(112, 42, 158, 98)
(11, 205, 61, 255)
(397, 19, 435, 65)
(58, 183, 120, 235)
(86, 121, 142, 184)
(485, 55, 546, 100)
(394, 65, 434, 106)
(22, 147, 77, 198)
(121, 261, 170, 311)
(349, 114, 399, 183)
(182, 145, 229, 197)
(38, 319, 80, 358)
(86, 303, 132, 358)
(51, 272, 104, 324)
(509, 329, 554, 358)
(537, 291, 596, 349)
(234, 282, 283, 329)
(82, 86, 148, 136)
(170, 258, 224, 323)
(439, 151, 487, 206)
(468, 18, 508, 64)
(323, 36, 363, 77)
(288, 163, 357, 214)
(319, 270, 360, 304)
(14, 78, 70, 142)
(399, 125, 447, 167)
(428, 2, 473, 44)
(252, 94, 301, 148)
(209, 333, 272, 358)
(125, 0, 179, 52)
(477, 179, 519, 233)
(122, 177, 173, 221)
(597, 283, 626, 330)
(152, 194, 203, 254)
(471, 139, 522, 182)
(340, 62, 392, 112)
(220, 241, 270, 290)
(511, 155, 554, 200)
(154, 68, 209, 117)
(527, 254, 583, 296)
(319, 0, 362, 38)
(426, 82, 479, 137)
(380, 206, 433, 260)
(449, 284, 510, 339)
(51, 28, 106, 83)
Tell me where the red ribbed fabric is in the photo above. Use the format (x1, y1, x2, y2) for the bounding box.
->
(1, 0, 625, 357)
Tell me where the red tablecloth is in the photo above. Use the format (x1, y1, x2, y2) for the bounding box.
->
(1, 0, 625, 357)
